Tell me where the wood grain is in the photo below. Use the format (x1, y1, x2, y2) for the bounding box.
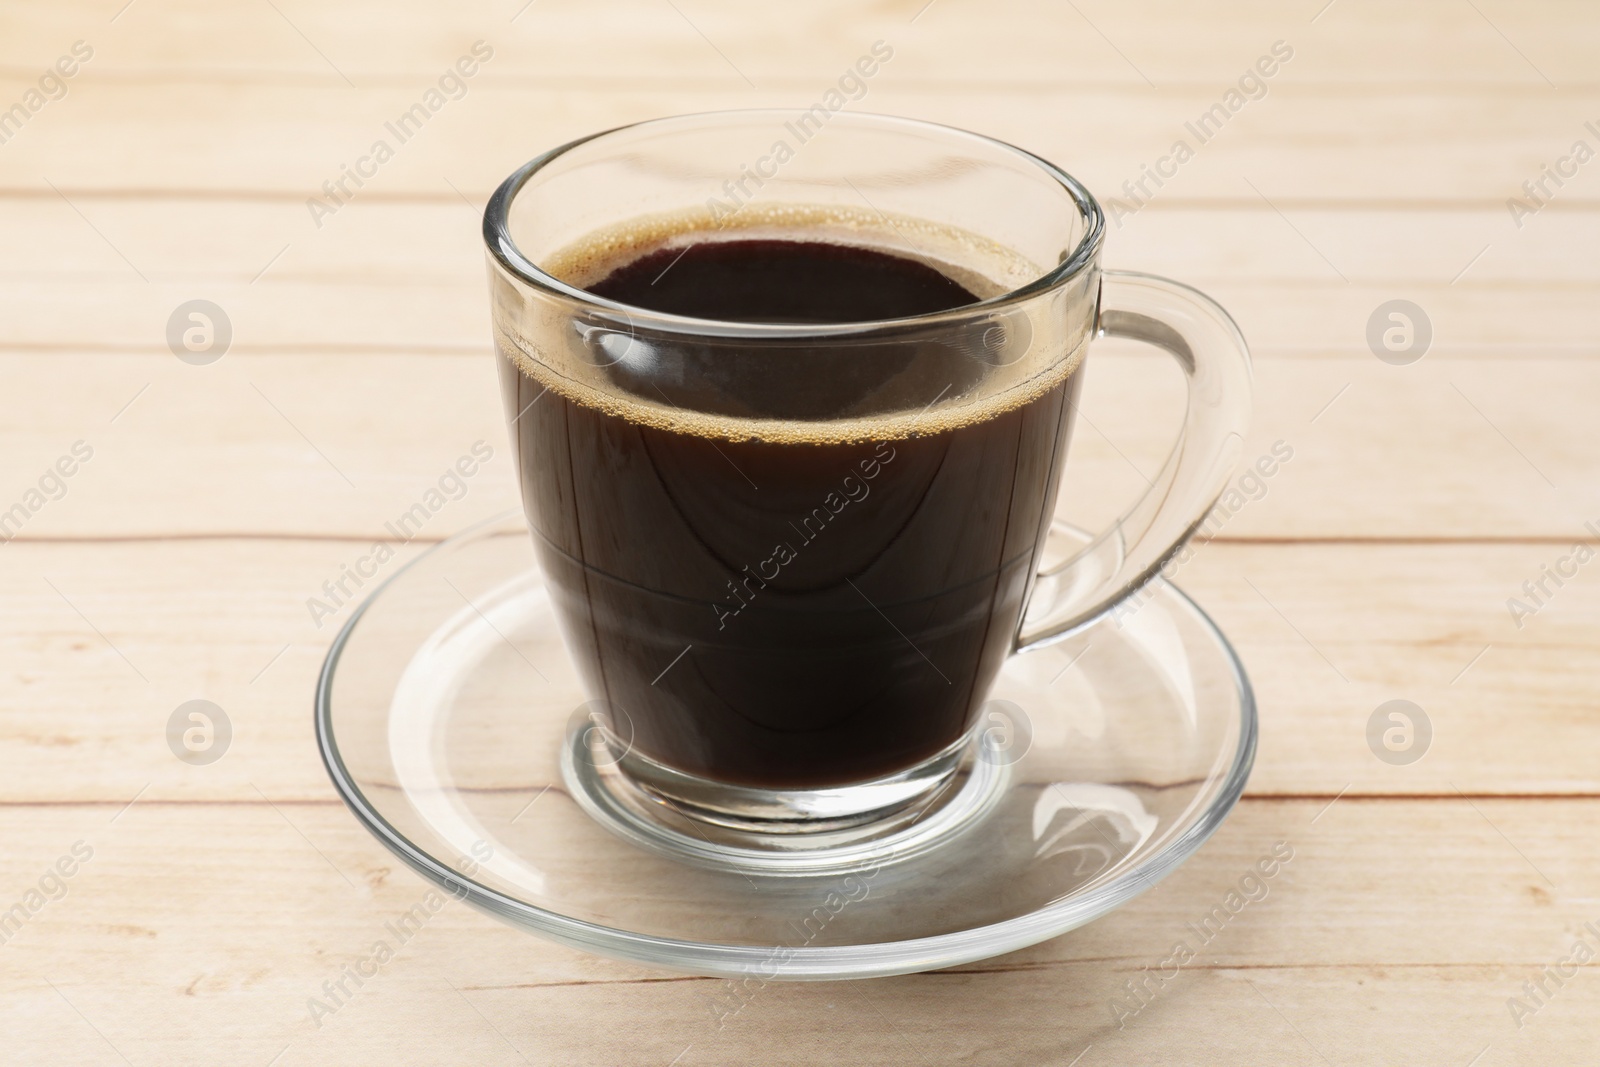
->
(3, 80, 1597, 203)
(2, 0, 1597, 1062)
(0, 799, 1592, 1065)
(1, 536, 1596, 804)
(0, 353, 1591, 540)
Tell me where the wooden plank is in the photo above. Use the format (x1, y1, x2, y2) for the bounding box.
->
(3, 199, 1594, 288)
(0, 186, 1593, 357)
(0, 353, 1591, 541)
(1, 79, 1598, 205)
(4, 0, 1596, 88)
(2, 273, 1592, 360)
(1, 538, 1596, 802)
(0, 798, 1590, 1063)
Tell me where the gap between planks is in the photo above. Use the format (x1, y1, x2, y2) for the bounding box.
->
(1, 533, 1593, 547)
(2, 69, 1598, 95)
(4, 187, 1600, 214)
(3, 794, 1597, 810)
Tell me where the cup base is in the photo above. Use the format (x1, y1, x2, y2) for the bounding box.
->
(562, 718, 1009, 874)
(617, 732, 973, 833)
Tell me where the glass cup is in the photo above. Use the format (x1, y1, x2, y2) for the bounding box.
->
(482, 110, 1251, 841)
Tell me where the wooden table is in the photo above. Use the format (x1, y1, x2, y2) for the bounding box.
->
(4, 1, 1595, 1062)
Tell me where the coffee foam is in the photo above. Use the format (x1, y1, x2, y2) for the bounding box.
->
(498, 203, 1088, 444)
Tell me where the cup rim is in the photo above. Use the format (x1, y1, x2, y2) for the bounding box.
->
(482, 109, 1105, 339)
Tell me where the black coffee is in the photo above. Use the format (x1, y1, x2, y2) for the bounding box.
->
(500, 237, 1079, 788)
(587, 238, 980, 323)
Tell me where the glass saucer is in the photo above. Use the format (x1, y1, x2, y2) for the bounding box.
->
(315, 511, 1255, 980)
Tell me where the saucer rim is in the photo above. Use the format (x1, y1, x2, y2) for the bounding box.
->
(315, 509, 1258, 980)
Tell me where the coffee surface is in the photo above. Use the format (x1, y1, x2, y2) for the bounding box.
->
(586, 238, 981, 323)
(500, 230, 1079, 787)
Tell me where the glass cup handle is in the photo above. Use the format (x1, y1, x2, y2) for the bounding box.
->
(1016, 270, 1253, 651)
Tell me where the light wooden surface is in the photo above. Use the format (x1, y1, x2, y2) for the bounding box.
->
(4, 1, 1597, 1063)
